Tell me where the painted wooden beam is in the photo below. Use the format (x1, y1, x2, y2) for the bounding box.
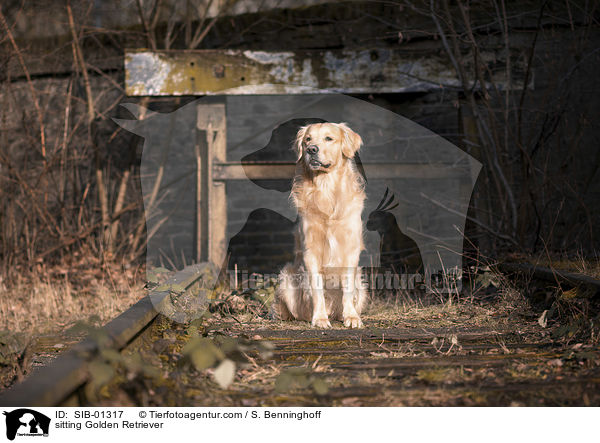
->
(212, 162, 468, 180)
(125, 49, 530, 96)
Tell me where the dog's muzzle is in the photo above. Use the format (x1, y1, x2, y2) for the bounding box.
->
(305, 145, 331, 170)
(308, 157, 326, 166)
(306, 151, 331, 170)
(308, 158, 331, 170)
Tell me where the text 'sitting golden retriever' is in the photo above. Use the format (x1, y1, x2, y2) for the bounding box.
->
(275, 123, 367, 328)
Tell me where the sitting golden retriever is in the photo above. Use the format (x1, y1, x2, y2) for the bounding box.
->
(274, 122, 367, 328)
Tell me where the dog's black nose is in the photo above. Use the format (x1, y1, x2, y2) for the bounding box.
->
(307, 145, 319, 155)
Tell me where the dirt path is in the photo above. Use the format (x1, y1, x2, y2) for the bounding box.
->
(105, 294, 600, 407)
(5, 265, 598, 406)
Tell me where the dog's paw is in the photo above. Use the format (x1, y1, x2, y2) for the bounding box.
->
(311, 317, 332, 328)
(343, 315, 363, 328)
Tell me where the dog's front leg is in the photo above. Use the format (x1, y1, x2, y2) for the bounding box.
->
(342, 266, 363, 328)
(308, 271, 330, 328)
(341, 238, 363, 328)
(304, 254, 330, 328)
(301, 220, 330, 328)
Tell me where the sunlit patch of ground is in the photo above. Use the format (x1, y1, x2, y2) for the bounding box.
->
(3, 263, 599, 406)
(0, 261, 145, 389)
(89, 279, 600, 407)
(506, 252, 600, 279)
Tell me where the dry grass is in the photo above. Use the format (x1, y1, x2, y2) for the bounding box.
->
(0, 261, 145, 336)
(506, 251, 600, 279)
(0, 259, 146, 390)
(545, 256, 600, 279)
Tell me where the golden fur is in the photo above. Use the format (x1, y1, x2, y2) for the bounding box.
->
(274, 123, 367, 328)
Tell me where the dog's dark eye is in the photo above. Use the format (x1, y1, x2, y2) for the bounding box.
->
(325, 136, 333, 142)
(305, 136, 311, 142)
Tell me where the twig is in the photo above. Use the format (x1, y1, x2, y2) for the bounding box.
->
(68, 3, 111, 251)
(136, 0, 157, 50)
(0, 9, 47, 162)
(37, 202, 139, 260)
(59, 79, 73, 203)
(420, 192, 518, 246)
(455, 0, 518, 235)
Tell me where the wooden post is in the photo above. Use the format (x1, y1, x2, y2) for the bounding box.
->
(196, 104, 227, 266)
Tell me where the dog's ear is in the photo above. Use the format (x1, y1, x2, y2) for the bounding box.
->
(294, 126, 309, 162)
(339, 123, 363, 159)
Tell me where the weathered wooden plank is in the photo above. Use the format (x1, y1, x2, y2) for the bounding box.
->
(330, 352, 560, 371)
(273, 342, 547, 357)
(212, 162, 469, 180)
(214, 162, 295, 180)
(125, 49, 529, 96)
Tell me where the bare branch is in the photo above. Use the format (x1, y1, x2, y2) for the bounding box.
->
(0, 8, 47, 162)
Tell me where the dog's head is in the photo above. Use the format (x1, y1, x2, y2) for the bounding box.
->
(294, 122, 362, 172)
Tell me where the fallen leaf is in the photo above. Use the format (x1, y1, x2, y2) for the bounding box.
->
(213, 358, 236, 389)
(311, 378, 328, 395)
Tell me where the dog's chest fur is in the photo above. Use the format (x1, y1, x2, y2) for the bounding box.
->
(292, 163, 363, 222)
